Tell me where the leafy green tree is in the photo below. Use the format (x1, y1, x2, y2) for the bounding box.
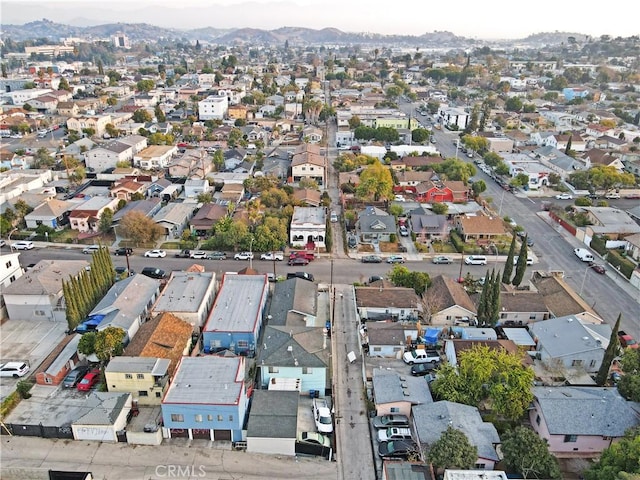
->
(197, 192, 213, 203)
(136, 79, 155, 93)
(505, 96, 523, 112)
(119, 211, 165, 245)
(388, 265, 431, 295)
(431, 203, 448, 215)
(512, 237, 529, 287)
(98, 208, 113, 234)
(427, 426, 477, 472)
(471, 179, 486, 197)
(94, 326, 126, 361)
(132, 109, 153, 123)
(495, 161, 510, 176)
(483, 151, 502, 167)
(388, 204, 404, 218)
(584, 427, 640, 480)
(596, 313, 621, 386)
(510, 173, 530, 188)
(355, 160, 394, 201)
(78, 332, 97, 356)
(431, 345, 534, 420)
(58, 77, 71, 91)
(412, 128, 430, 143)
(502, 235, 517, 284)
(617, 348, 640, 402)
(502, 427, 561, 479)
(432, 158, 475, 183)
(154, 105, 166, 123)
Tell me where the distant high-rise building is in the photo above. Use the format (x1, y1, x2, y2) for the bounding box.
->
(111, 33, 131, 49)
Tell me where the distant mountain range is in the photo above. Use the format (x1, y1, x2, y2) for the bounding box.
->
(1, 19, 587, 48)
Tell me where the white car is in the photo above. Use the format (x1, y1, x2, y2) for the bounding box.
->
(0, 361, 30, 378)
(144, 249, 166, 258)
(234, 251, 254, 260)
(555, 193, 573, 200)
(189, 251, 208, 259)
(260, 252, 284, 261)
(11, 241, 34, 250)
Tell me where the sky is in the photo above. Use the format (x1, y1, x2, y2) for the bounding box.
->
(2, 0, 638, 40)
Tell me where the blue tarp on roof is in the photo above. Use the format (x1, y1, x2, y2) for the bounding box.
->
(424, 328, 440, 344)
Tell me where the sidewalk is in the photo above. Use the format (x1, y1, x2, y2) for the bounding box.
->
(536, 211, 640, 303)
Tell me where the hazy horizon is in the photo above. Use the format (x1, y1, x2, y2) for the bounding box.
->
(2, 0, 637, 40)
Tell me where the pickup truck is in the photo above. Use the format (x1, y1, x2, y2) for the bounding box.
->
(402, 349, 440, 365)
(174, 249, 191, 258)
(618, 331, 638, 349)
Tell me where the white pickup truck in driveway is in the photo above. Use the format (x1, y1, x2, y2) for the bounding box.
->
(402, 349, 440, 365)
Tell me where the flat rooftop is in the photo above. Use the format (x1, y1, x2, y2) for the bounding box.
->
(203, 274, 267, 333)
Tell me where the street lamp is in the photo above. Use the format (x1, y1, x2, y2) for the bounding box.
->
(579, 263, 597, 297)
(249, 236, 254, 270)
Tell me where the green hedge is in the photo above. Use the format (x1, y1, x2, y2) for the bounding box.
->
(607, 250, 635, 279)
(590, 235, 607, 256)
(450, 231, 464, 253)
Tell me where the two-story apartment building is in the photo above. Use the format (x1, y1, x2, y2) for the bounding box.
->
(291, 144, 325, 186)
(133, 145, 178, 170)
(68, 196, 120, 232)
(202, 274, 269, 356)
(161, 356, 247, 441)
(66, 115, 112, 136)
(198, 94, 228, 120)
(105, 356, 170, 406)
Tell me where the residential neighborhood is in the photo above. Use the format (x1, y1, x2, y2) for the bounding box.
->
(0, 18, 639, 480)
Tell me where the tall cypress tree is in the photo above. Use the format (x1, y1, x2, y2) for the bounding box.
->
(502, 235, 517, 284)
(511, 237, 529, 287)
(63, 279, 79, 330)
(93, 249, 107, 294)
(476, 270, 491, 324)
(490, 269, 502, 326)
(74, 273, 90, 318)
(595, 313, 621, 386)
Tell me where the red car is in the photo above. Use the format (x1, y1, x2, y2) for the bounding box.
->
(77, 368, 101, 391)
(288, 257, 309, 266)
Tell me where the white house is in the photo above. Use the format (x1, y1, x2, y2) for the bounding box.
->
(198, 94, 228, 120)
(437, 106, 469, 130)
(289, 206, 326, 248)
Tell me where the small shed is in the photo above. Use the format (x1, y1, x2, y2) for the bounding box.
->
(461, 328, 498, 341)
(36, 334, 82, 386)
(72, 392, 132, 443)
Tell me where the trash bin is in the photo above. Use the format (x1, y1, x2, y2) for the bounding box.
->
(309, 390, 316, 399)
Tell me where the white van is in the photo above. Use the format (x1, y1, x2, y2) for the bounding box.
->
(514, 256, 534, 266)
(464, 255, 487, 265)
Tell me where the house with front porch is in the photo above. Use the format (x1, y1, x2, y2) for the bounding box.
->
(289, 206, 326, 249)
(189, 203, 227, 237)
(291, 143, 325, 186)
(24, 198, 72, 229)
(110, 179, 146, 201)
(424, 275, 476, 326)
(455, 214, 507, 242)
(355, 286, 421, 322)
(356, 206, 396, 244)
(161, 356, 247, 442)
(68, 196, 120, 232)
(152, 202, 196, 240)
(529, 386, 639, 458)
(416, 180, 468, 203)
(395, 170, 434, 193)
(133, 145, 177, 170)
(410, 214, 448, 243)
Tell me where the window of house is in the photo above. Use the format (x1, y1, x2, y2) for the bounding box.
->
(9, 275, 15, 282)
(34, 310, 45, 316)
(445, 315, 452, 321)
(228, 415, 233, 422)
(393, 347, 401, 352)
(475, 463, 486, 469)
(137, 374, 144, 380)
(390, 407, 400, 413)
(500, 313, 508, 319)
(536, 415, 541, 425)
(571, 360, 583, 367)
(138, 391, 148, 397)
(5, 261, 12, 269)
(45, 377, 52, 384)
(564, 434, 577, 443)
(195, 414, 202, 422)
(156, 392, 161, 398)
(373, 347, 381, 352)
(529, 314, 537, 320)
(302, 368, 312, 374)
(237, 340, 248, 349)
(171, 414, 184, 422)
(217, 415, 223, 422)
(208, 415, 214, 421)
(269, 367, 279, 373)
(301, 167, 306, 171)
(125, 374, 133, 379)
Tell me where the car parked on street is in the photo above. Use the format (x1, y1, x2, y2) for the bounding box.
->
(0, 361, 30, 378)
(189, 251, 208, 259)
(82, 245, 101, 254)
(464, 255, 487, 265)
(288, 256, 309, 266)
(361, 255, 382, 263)
(432, 255, 453, 264)
(144, 249, 166, 258)
(286, 271, 314, 282)
(140, 267, 166, 279)
(555, 193, 573, 200)
(114, 247, 133, 256)
(11, 241, 34, 250)
(260, 251, 284, 261)
(372, 414, 410, 429)
(590, 263, 606, 274)
(386, 255, 405, 264)
(207, 251, 227, 260)
(77, 368, 101, 391)
(234, 251, 254, 260)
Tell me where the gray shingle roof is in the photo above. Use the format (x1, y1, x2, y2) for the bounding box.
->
(532, 386, 639, 436)
(73, 392, 131, 426)
(372, 368, 432, 406)
(257, 326, 327, 368)
(413, 401, 500, 462)
(246, 390, 298, 438)
(529, 316, 610, 357)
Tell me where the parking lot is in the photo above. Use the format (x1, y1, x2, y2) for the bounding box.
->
(0, 319, 68, 401)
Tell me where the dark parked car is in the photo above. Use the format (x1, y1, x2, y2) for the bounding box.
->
(114, 247, 133, 256)
(287, 272, 314, 282)
(378, 440, 418, 459)
(62, 365, 90, 388)
(361, 255, 382, 263)
(590, 263, 606, 274)
(411, 362, 439, 376)
(140, 267, 166, 279)
(372, 414, 410, 429)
